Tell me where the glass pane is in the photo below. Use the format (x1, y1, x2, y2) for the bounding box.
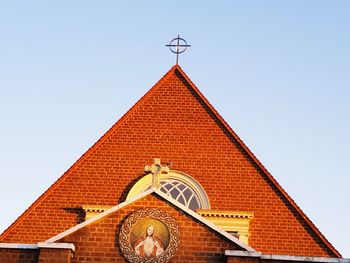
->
(189, 197, 200, 211)
(163, 183, 173, 191)
(170, 188, 180, 198)
(156, 177, 206, 211)
(178, 184, 186, 191)
(177, 195, 185, 205)
(183, 188, 193, 200)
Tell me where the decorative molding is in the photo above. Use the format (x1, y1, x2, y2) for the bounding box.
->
(197, 210, 253, 219)
(82, 205, 113, 220)
(197, 209, 253, 244)
(144, 158, 170, 189)
(119, 208, 180, 263)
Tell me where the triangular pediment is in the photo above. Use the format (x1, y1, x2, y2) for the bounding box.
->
(45, 189, 252, 261)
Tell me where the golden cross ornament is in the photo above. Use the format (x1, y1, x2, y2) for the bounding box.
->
(144, 158, 170, 189)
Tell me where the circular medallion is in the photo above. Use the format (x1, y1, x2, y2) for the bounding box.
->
(119, 208, 180, 263)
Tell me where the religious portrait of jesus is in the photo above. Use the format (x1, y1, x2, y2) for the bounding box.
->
(130, 218, 170, 259)
(119, 208, 179, 262)
(134, 225, 164, 257)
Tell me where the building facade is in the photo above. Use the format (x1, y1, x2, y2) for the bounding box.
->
(0, 66, 346, 263)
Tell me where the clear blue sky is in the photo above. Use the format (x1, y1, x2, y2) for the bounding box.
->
(0, 1, 349, 257)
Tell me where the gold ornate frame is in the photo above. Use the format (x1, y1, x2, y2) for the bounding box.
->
(119, 208, 180, 263)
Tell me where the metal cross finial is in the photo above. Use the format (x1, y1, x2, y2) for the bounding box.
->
(166, 35, 191, 65)
(144, 158, 170, 189)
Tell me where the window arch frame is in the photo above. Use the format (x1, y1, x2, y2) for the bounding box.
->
(126, 170, 210, 210)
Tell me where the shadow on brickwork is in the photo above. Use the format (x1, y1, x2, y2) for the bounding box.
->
(63, 207, 86, 224)
(117, 172, 146, 204)
(113, 210, 136, 257)
(19, 249, 39, 263)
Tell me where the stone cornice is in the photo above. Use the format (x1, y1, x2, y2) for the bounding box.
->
(197, 209, 254, 219)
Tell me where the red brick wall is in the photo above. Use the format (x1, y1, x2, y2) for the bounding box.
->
(227, 256, 260, 263)
(0, 248, 39, 263)
(0, 67, 337, 257)
(38, 248, 71, 263)
(59, 193, 241, 263)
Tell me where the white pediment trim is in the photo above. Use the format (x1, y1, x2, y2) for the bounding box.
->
(45, 188, 254, 252)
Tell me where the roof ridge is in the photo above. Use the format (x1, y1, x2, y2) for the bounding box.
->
(173, 66, 341, 258)
(0, 65, 178, 241)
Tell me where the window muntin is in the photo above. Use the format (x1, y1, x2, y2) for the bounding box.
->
(159, 180, 201, 210)
(127, 170, 210, 211)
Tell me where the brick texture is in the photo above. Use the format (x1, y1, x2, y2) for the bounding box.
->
(0, 248, 39, 263)
(38, 248, 71, 263)
(0, 66, 339, 258)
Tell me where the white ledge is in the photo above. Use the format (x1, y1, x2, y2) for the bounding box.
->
(0, 242, 75, 251)
(38, 242, 75, 251)
(261, 254, 350, 263)
(225, 250, 261, 257)
(0, 243, 37, 249)
(225, 251, 350, 263)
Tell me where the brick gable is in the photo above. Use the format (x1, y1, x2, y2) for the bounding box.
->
(0, 66, 339, 257)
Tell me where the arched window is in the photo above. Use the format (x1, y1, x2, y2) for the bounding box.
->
(126, 171, 210, 211)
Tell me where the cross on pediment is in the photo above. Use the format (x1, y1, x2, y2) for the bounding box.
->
(166, 35, 191, 65)
(144, 158, 170, 189)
